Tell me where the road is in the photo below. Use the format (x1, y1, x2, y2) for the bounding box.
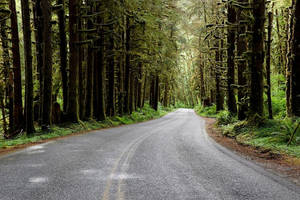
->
(0, 109, 299, 200)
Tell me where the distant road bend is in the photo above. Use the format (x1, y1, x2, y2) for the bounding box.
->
(0, 109, 299, 200)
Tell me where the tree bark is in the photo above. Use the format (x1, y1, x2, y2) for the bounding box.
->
(124, 16, 131, 114)
(0, 20, 14, 133)
(237, 0, 248, 120)
(290, 0, 300, 116)
(67, 0, 79, 122)
(227, 2, 237, 114)
(215, 39, 224, 111)
(107, 24, 116, 116)
(250, 0, 265, 116)
(21, 0, 35, 134)
(33, 0, 44, 124)
(41, 0, 53, 130)
(266, 12, 273, 119)
(57, 0, 68, 112)
(9, 0, 24, 134)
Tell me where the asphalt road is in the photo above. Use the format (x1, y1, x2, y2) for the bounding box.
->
(0, 109, 299, 200)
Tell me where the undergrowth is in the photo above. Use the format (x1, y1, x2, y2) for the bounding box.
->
(195, 103, 300, 158)
(0, 104, 173, 149)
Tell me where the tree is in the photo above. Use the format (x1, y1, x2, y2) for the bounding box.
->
(57, 0, 68, 112)
(227, 2, 237, 114)
(67, 0, 79, 122)
(9, 0, 23, 135)
(266, 11, 273, 119)
(290, 0, 300, 116)
(41, 0, 53, 130)
(21, 0, 35, 134)
(250, 0, 266, 117)
(0, 15, 13, 133)
(236, 0, 249, 120)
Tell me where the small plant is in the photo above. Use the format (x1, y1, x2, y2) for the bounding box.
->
(268, 120, 300, 145)
(217, 110, 235, 125)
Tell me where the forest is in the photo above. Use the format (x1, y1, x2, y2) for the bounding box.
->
(0, 0, 300, 153)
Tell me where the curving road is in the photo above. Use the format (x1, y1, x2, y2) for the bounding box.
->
(0, 109, 299, 200)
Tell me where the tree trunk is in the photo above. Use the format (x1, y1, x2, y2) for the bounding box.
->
(290, 0, 300, 116)
(286, 5, 294, 117)
(33, 0, 44, 124)
(237, 0, 248, 120)
(67, 0, 79, 122)
(227, 2, 237, 114)
(21, 0, 35, 134)
(85, 10, 94, 119)
(41, 0, 53, 130)
(215, 39, 224, 111)
(9, 0, 24, 134)
(0, 87, 8, 137)
(250, 0, 265, 116)
(0, 20, 14, 133)
(107, 24, 116, 117)
(266, 12, 273, 119)
(275, 9, 285, 72)
(78, 16, 85, 120)
(93, 13, 106, 121)
(137, 63, 143, 108)
(124, 16, 131, 114)
(57, 0, 68, 112)
(153, 75, 159, 111)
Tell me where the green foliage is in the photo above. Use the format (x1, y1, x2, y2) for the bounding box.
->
(220, 118, 300, 158)
(194, 104, 217, 117)
(174, 101, 193, 108)
(270, 74, 286, 119)
(0, 104, 172, 149)
(217, 110, 238, 126)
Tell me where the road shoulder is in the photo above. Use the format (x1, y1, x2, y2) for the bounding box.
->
(203, 117, 300, 186)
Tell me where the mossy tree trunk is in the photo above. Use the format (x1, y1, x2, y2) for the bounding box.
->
(227, 2, 237, 114)
(57, 0, 68, 113)
(0, 19, 13, 133)
(250, 0, 266, 117)
(266, 12, 273, 119)
(237, 0, 248, 120)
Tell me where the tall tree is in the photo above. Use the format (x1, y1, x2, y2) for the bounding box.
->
(41, 0, 53, 130)
(33, 0, 44, 124)
(21, 0, 35, 134)
(250, 0, 265, 117)
(9, 0, 23, 134)
(57, 0, 68, 112)
(237, 0, 249, 120)
(0, 18, 13, 133)
(266, 11, 273, 119)
(290, 0, 300, 116)
(67, 0, 79, 122)
(227, 2, 237, 114)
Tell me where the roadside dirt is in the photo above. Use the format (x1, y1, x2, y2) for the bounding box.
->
(203, 117, 300, 186)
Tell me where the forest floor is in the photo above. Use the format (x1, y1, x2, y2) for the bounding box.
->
(203, 117, 300, 186)
(0, 104, 173, 156)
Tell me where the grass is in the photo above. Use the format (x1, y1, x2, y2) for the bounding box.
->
(195, 104, 300, 158)
(0, 104, 173, 149)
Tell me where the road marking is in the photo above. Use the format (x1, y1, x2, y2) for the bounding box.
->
(101, 132, 153, 200)
(101, 118, 172, 200)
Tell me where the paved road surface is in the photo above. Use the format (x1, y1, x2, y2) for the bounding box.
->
(0, 109, 299, 200)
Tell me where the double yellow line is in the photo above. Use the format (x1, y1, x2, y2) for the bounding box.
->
(101, 117, 172, 200)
